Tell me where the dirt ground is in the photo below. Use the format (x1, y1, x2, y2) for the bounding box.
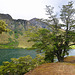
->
(25, 56, 75, 75)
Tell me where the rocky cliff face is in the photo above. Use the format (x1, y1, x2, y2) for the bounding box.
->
(0, 13, 47, 48)
(0, 14, 29, 31)
(29, 18, 47, 28)
(0, 13, 47, 31)
(0, 14, 12, 20)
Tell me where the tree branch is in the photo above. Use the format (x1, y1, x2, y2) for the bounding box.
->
(69, 43, 75, 46)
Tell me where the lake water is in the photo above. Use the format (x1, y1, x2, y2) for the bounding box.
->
(68, 49, 75, 56)
(0, 49, 37, 65)
(0, 49, 75, 65)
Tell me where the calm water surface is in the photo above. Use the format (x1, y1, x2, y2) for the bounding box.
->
(0, 49, 37, 65)
(0, 49, 75, 65)
(68, 49, 75, 56)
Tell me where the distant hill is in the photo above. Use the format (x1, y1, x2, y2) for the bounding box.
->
(0, 13, 47, 49)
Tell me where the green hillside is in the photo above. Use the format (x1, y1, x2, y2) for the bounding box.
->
(0, 31, 33, 49)
(0, 14, 43, 49)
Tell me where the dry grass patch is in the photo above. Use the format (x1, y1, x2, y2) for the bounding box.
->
(17, 35, 34, 48)
(64, 56, 75, 63)
(25, 63, 75, 75)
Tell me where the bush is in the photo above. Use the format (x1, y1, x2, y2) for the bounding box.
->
(0, 54, 45, 75)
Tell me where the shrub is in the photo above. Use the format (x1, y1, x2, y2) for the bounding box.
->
(0, 54, 45, 75)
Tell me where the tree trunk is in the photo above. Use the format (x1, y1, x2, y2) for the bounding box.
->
(57, 56, 64, 62)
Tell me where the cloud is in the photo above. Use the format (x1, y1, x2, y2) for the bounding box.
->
(0, 0, 75, 20)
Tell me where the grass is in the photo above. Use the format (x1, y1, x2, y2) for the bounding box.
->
(25, 63, 75, 75)
(64, 56, 75, 63)
(17, 34, 34, 48)
(25, 56, 75, 75)
(0, 32, 33, 49)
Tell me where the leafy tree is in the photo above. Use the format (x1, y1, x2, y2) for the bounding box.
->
(45, 1, 75, 62)
(0, 20, 8, 34)
(45, 2, 75, 62)
(60, 1, 75, 44)
(58, 1, 75, 61)
(26, 1, 75, 62)
(26, 28, 56, 62)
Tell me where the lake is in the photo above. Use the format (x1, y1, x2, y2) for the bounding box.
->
(68, 49, 75, 56)
(0, 49, 37, 65)
(0, 49, 75, 65)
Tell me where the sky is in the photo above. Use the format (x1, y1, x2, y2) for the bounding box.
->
(0, 0, 75, 20)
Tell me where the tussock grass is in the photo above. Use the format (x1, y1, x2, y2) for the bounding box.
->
(64, 56, 75, 63)
(25, 56, 75, 75)
(25, 63, 75, 75)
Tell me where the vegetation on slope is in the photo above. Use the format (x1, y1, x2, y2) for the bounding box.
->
(0, 54, 45, 75)
(0, 31, 33, 49)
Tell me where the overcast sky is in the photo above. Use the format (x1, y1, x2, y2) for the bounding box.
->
(0, 0, 75, 20)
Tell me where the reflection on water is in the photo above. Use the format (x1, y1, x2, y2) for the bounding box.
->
(0, 49, 37, 65)
(0, 49, 75, 65)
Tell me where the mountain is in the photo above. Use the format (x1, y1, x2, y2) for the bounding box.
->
(0, 14, 12, 20)
(0, 14, 47, 31)
(0, 13, 47, 49)
(29, 18, 47, 28)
